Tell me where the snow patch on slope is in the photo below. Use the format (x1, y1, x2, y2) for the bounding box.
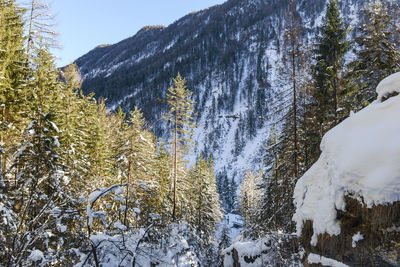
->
(293, 73, 400, 245)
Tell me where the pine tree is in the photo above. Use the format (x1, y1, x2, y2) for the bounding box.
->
(163, 73, 195, 221)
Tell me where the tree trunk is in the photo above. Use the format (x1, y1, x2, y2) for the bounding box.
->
(172, 99, 178, 221)
(291, 37, 299, 179)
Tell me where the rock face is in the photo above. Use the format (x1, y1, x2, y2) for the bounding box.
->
(301, 198, 400, 266)
(72, 0, 367, 186)
(294, 73, 400, 266)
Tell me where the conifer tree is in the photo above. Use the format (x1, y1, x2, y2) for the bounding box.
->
(57, 63, 91, 195)
(350, 0, 400, 107)
(120, 107, 158, 227)
(25, 0, 57, 64)
(239, 170, 262, 231)
(219, 223, 231, 251)
(220, 170, 231, 212)
(188, 154, 222, 238)
(229, 177, 238, 213)
(312, 0, 350, 130)
(281, 0, 306, 179)
(297, 80, 321, 171)
(218, 222, 231, 267)
(85, 99, 114, 190)
(155, 142, 173, 223)
(6, 47, 70, 266)
(0, 0, 27, 184)
(258, 127, 281, 231)
(163, 73, 195, 221)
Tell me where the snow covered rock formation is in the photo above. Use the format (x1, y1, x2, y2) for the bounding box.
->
(293, 72, 400, 266)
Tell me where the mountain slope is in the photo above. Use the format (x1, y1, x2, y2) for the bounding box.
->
(73, 0, 367, 189)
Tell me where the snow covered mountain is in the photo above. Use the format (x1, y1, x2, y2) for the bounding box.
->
(72, 0, 367, 184)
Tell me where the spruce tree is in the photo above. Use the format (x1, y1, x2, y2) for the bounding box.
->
(7, 47, 71, 266)
(0, 0, 27, 185)
(258, 126, 281, 231)
(85, 99, 115, 191)
(121, 107, 158, 227)
(350, 0, 400, 107)
(312, 0, 350, 131)
(188, 154, 222, 239)
(57, 63, 91, 195)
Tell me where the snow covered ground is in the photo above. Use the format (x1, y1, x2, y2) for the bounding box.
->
(74, 223, 201, 267)
(222, 233, 301, 267)
(218, 213, 243, 241)
(293, 72, 400, 245)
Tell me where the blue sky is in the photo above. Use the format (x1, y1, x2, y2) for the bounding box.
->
(50, 1, 227, 67)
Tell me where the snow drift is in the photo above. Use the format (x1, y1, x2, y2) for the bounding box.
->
(293, 72, 400, 245)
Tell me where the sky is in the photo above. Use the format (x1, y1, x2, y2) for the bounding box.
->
(49, 0, 227, 67)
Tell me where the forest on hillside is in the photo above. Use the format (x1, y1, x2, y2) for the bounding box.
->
(0, 0, 399, 266)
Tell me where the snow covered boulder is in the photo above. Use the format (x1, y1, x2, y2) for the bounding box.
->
(222, 235, 300, 267)
(377, 72, 400, 102)
(293, 72, 400, 266)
